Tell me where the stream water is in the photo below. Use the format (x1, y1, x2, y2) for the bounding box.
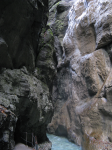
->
(47, 134, 82, 150)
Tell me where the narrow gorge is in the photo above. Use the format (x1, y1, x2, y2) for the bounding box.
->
(0, 0, 112, 150)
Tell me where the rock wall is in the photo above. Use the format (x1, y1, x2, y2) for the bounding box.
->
(0, 0, 56, 150)
(47, 0, 112, 149)
(1, 0, 112, 150)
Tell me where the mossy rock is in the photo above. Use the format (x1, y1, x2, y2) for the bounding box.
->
(36, 26, 56, 87)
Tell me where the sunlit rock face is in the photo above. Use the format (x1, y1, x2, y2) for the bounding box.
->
(48, 0, 112, 149)
(63, 0, 112, 56)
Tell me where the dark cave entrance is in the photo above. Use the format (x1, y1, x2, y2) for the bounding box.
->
(14, 117, 34, 147)
(14, 117, 50, 146)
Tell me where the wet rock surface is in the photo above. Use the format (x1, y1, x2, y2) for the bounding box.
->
(47, 0, 112, 150)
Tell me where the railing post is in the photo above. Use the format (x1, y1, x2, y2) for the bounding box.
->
(35, 136, 38, 150)
(26, 132, 27, 145)
(32, 133, 34, 147)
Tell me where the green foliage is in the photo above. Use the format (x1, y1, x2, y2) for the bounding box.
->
(55, 19, 64, 33)
(49, 1, 60, 13)
(47, 29, 53, 36)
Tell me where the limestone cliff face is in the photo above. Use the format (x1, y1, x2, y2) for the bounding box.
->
(0, 0, 56, 150)
(48, 0, 112, 149)
(1, 0, 112, 150)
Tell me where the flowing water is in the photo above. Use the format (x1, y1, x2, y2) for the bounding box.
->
(47, 134, 82, 150)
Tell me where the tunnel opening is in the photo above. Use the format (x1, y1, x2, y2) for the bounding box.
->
(14, 117, 36, 147)
(14, 117, 22, 145)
